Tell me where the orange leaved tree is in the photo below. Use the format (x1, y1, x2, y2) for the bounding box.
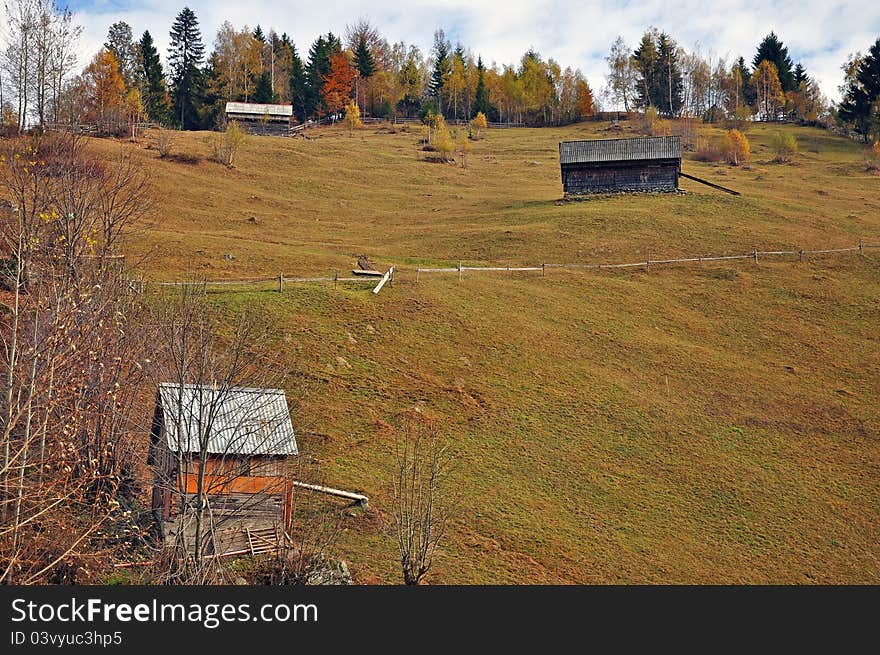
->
(322, 51, 356, 118)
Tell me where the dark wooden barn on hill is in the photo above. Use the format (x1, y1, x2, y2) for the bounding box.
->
(559, 136, 682, 195)
(224, 102, 294, 136)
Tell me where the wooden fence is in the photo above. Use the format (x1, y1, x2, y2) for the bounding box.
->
(415, 241, 879, 281)
(152, 268, 394, 295)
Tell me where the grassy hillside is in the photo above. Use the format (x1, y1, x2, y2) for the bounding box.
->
(100, 120, 879, 583)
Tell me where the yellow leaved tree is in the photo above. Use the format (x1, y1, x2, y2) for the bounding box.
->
(343, 100, 362, 137)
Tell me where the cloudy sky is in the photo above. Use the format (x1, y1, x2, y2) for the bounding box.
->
(68, 0, 879, 103)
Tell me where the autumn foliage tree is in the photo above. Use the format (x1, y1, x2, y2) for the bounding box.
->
(322, 51, 356, 117)
(722, 128, 749, 165)
(342, 99, 361, 136)
(81, 48, 126, 130)
(751, 60, 785, 120)
(469, 111, 487, 139)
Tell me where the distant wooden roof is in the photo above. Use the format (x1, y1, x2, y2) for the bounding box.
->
(156, 383, 297, 456)
(559, 136, 681, 165)
(224, 102, 293, 117)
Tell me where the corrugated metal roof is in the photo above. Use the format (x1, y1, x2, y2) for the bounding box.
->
(224, 102, 293, 117)
(157, 383, 297, 456)
(559, 136, 681, 165)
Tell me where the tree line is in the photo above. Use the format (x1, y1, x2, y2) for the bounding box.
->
(1, 2, 878, 141)
(605, 30, 827, 124)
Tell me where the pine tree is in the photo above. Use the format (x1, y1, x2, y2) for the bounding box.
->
(305, 33, 339, 117)
(753, 32, 796, 92)
(839, 37, 880, 142)
(793, 63, 808, 86)
(288, 43, 308, 121)
(252, 70, 275, 103)
(473, 56, 491, 118)
(168, 7, 205, 129)
(656, 32, 683, 116)
(354, 34, 376, 78)
(735, 56, 756, 107)
(430, 29, 451, 113)
(138, 30, 172, 124)
(632, 30, 660, 110)
(253, 24, 266, 43)
(105, 21, 138, 89)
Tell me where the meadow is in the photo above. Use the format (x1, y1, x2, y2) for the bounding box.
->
(97, 118, 880, 583)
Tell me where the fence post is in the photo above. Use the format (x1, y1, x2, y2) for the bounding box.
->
(859, 239, 864, 256)
(459, 261, 462, 282)
(334, 271, 338, 290)
(645, 256, 650, 271)
(278, 274, 284, 293)
(798, 249, 804, 262)
(753, 249, 758, 264)
(508, 263, 512, 277)
(416, 268, 420, 283)
(542, 262, 546, 277)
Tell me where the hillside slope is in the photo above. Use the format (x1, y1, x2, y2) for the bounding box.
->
(103, 121, 879, 583)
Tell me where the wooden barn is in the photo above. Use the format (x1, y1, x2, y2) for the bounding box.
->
(559, 135, 682, 195)
(148, 383, 298, 554)
(224, 101, 294, 136)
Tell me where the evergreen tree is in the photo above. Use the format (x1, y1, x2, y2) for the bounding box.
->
(288, 43, 308, 121)
(430, 29, 451, 113)
(168, 7, 205, 129)
(753, 32, 796, 92)
(735, 56, 756, 107)
(839, 37, 880, 142)
(354, 34, 376, 78)
(473, 56, 492, 118)
(304, 33, 340, 117)
(199, 53, 225, 129)
(253, 24, 265, 43)
(105, 21, 138, 88)
(252, 70, 275, 103)
(793, 62, 808, 86)
(632, 30, 660, 110)
(656, 32, 683, 116)
(138, 30, 172, 124)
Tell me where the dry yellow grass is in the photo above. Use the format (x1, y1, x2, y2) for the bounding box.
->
(95, 120, 879, 583)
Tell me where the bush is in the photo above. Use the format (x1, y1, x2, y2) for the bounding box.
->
(722, 129, 750, 165)
(433, 116, 454, 162)
(641, 107, 659, 134)
(154, 129, 174, 158)
(866, 141, 880, 173)
(771, 131, 798, 163)
(469, 111, 488, 140)
(694, 136, 724, 162)
(208, 121, 246, 167)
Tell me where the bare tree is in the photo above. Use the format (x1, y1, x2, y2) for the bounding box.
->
(0, 132, 151, 583)
(391, 410, 454, 585)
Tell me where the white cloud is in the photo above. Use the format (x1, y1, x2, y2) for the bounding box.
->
(72, 0, 879, 101)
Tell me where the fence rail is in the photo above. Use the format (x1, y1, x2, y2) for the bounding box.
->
(416, 241, 876, 281)
(146, 241, 876, 295)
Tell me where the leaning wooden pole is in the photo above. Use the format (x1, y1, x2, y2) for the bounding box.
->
(679, 171, 741, 196)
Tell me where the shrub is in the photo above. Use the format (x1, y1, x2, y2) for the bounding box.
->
(722, 129, 750, 165)
(771, 131, 798, 163)
(342, 100, 362, 136)
(155, 129, 174, 158)
(693, 136, 724, 162)
(456, 130, 471, 167)
(433, 116, 454, 162)
(641, 106, 659, 134)
(208, 121, 247, 167)
(469, 111, 488, 140)
(866, 141, 880, 173)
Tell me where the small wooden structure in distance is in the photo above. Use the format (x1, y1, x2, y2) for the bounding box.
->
(224, 102, 294, 136)
(559, 135, 682, 195)
(148, 383, 298, 554)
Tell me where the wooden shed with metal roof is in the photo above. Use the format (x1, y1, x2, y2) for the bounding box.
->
(224, 101, 294, 136)
(558, 136, 682, 195)
(148, 383, 298, 551)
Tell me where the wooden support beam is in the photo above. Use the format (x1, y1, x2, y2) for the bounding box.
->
(680, 171, 741, 195)
(292, 481, 368, 506)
